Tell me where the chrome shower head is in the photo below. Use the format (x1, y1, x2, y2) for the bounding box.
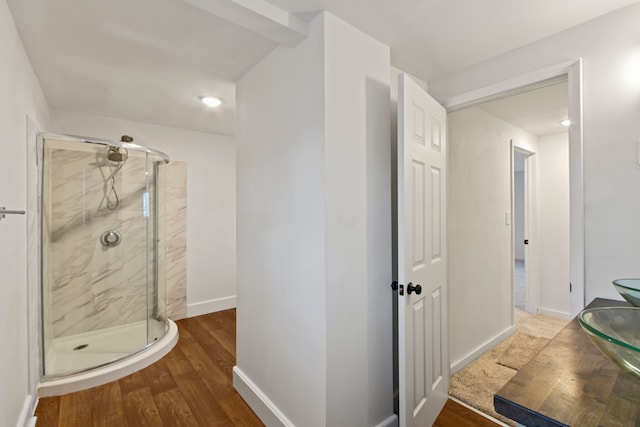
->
(106, 135, 132, 162)
(107, 147, 124, 162)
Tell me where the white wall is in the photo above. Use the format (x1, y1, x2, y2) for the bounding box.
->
(235, 12, 394, 427)
(324, 14, 392, 427)
(235, 12, 326, 425)
(430, 2, 640, 303)
(538, 132, 570, 317)
(0, 1, 50, 426)
(447, 106, 538, 372)
(50, 110, 236, 316)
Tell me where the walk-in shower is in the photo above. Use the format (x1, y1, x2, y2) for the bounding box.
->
(38, 133, 178, 394)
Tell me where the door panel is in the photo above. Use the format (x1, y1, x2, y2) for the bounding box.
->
(431, 287, 442, 386)
(398, 74, 449, 427)
(431, 166, 442, 260)
(412, 160, 426, 268)
(412, 301, 426, 410)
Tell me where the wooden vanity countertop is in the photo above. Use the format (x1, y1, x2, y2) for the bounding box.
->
(494, 298, 640, 427)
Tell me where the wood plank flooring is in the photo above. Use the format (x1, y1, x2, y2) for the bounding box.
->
(35, 309, 498, 426)
(35, 310, 261, 426)
(435, 400, 501, 427)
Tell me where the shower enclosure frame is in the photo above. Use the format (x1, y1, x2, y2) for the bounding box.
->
(37, 132, 173, 381)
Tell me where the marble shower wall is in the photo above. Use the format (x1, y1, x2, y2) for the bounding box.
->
(165, 161, 187, 320)
(42, 138, 187, 340)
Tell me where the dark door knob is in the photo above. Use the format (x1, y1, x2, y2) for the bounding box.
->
(407, 282, 422, 295)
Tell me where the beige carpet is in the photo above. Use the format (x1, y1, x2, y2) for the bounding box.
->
(449, 309, 569, 426)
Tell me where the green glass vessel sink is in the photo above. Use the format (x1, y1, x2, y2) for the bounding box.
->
(613, 279, 640, 306)
(579, 307, 640, 378)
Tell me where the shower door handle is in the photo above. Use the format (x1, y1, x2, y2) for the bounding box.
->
(0, 207, 25, 221)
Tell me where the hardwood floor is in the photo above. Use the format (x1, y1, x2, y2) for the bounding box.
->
(435, 400, 501, 427)
(35, 310, 262, 426)
(35, 309, 498, 426)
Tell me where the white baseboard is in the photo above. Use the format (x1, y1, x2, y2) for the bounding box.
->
(16, 394, 37, 427)
(537, 307, 571, 320)
(448, 396, 511, 427)
(187, 295, 236, 317)
(450, 325, 516, 375)
(375, 414, 399, 427)
(232, 366, 294, 427)
(232, 366, 398, 427)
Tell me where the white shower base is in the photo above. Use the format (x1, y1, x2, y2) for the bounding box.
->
(39, 319, 178, 397)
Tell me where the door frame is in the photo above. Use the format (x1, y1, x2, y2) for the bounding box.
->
(443, 59, 585, 319)
(511, 144, 538, 315)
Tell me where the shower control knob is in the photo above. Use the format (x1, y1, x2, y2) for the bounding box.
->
(407, 282, 422, 295)
(100, 230, 122, 247)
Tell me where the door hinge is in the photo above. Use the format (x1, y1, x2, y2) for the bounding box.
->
(570, 282, 572, 292)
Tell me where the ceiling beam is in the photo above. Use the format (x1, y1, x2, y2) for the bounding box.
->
(182, 0, 308, 46)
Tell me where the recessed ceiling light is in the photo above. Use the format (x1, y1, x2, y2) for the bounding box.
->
(560, 119, 571, 127)
(200, 96, 222, 108)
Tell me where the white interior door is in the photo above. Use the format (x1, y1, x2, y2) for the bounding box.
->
(397, 74, 449, 427)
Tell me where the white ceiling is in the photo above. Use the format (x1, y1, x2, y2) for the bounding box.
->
(7, 0, 277, 135)
(7, 0, 639, 136)
(267, 0, 639, 79)
(479, 81, 569, 137)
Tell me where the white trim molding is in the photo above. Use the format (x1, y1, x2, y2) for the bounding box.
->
(375, 414, 399, 427)
(233, 366, 294, 427)
(181, 0, 308, 46)
(16, 395, 37, 427)
(449, 397, 512, 427)
(233, 366, 398, 427)
(537, 307, 571, 320)
(187, 295, 236, 317)
(443, 59, 579, 111)
(450, 325, 516, 375)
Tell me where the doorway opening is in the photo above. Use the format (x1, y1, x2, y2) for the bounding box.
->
(513, 148, 530, 312)
(445, 74, 574, 422)
(447, 77, 572, 329)
(443, 59, 583, 319)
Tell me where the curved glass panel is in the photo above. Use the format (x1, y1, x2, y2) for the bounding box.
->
(41, 135, 169, 377)
(612, 279, 640, 306)
(578, 307, 640, 378)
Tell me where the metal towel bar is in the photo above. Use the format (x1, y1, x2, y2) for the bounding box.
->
(0, 206, 26, 221)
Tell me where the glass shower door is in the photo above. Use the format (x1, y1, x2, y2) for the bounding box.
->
(41, 136, 166, 377)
